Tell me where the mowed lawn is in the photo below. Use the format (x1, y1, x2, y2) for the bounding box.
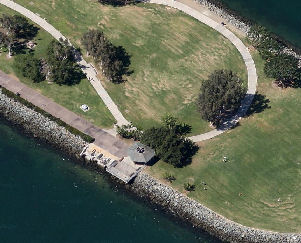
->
(147, 50, 301, 232)
(12, 0, 247, 134)
(0, 6, 116, 128)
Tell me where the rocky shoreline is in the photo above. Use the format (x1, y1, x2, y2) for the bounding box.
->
(194, 0, 301, 61)
(1, 89, 300, 242)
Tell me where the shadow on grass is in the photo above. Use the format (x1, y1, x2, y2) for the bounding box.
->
(246, 92, 271, 116)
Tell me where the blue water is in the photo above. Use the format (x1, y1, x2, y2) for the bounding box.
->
(220, 0, 301, 48)
(0, 120, 218, 243)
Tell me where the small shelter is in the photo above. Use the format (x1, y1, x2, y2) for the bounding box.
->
(127, 142, 155, 164)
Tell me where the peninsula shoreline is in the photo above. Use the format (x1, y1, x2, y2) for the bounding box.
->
(1, 88, 300, 243)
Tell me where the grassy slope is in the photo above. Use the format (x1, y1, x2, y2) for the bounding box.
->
(147, 50, 301, 232)
(12, 0, 247, 135)
(0, 6, 116, 128)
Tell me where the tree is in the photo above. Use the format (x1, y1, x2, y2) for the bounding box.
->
(197, 70, 246, 126)
(0, 14, 38, 56)
(81, 29, 131, 83)
(141, 117, 198, 167)
(264, 53, 301, 87)
(45, 40, 84, 85)
(14, 54, 44, 82)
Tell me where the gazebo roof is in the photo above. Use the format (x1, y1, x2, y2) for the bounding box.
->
(127, 142, 155, 163)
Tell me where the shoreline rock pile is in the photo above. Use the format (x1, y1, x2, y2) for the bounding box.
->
(0, 89, 88, 157)
(1, 89, 300, 242)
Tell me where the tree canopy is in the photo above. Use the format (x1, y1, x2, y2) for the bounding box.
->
(45, 39, 84, 85)
(81, 29, 131, 83)
(14, 54, 44, 83)
(140, 116, 198, 167)
(197, 70, 246, 126)
(264, 54, 301, 87)
(0, 14, 38, 56)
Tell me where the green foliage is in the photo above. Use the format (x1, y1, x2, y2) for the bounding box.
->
(197, 70, 246, 125)
(184, 182, 195, 191)
(161, 114, 191, 135)
(1, 87, 94, 143)
(81, 30, 131, 83)
(14, 54, 45, 83)
(163, 172, 176, 183)
(264, 54, 301, 87)
(0, 14, 38, 55)
(116, 124, 142, 140)
(141, 117, 198, 167)
(45, 39, 84, 85)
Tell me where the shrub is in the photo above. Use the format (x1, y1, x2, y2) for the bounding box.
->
(116, 124, 142, 140)
(163, 173, 176, 183)
(184, 182, 195, 191)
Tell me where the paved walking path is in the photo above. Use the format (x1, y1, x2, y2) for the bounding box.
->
(149, 0, 257, 142)
(0, 0, 257, 142)
(0, 71, 129, 158)
(0, 0, 130, 127)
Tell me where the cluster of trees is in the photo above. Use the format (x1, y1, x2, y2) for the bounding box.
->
(0, 14, 38, 56)
(140, 115, 198, 167)
(14, 39, 84, 85)
(197, 70, 246, 126)
(248, 25, 301, 87)
(81, 29, 131, 83)
(117, 115, 198, 167)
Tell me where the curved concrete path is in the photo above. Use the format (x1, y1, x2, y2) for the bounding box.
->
(148, 0, 257, 142)
(0, 0, 257, 142)
(0, 0, 130, 127)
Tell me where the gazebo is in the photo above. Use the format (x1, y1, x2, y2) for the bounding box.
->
(127, 142, 155, 164)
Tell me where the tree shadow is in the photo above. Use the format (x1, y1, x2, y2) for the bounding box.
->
(177, 140, 199, 168)
(246, 92, 271, 116)
(97, 0, 138, 7)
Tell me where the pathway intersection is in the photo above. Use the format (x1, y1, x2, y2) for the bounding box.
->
(0, 0, 257, 142)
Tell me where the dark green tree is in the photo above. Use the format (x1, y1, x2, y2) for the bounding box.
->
(14, 54, 44, 82)
(45, 39, 84, 85)
(197, 70, 246, 126)
(264, 53, 301, 87)
(81, 29, 131, 83)
(0, 14, 38, 56)
(141, 120, 198, 167)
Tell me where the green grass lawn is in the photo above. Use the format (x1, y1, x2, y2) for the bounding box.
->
(0, 5, 116, 128)
(11, 0, 247, 135)
(147, 50, 301, 233)
(2, 0, 300, 233)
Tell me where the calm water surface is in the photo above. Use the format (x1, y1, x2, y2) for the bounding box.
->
(0, 120, 218, 243)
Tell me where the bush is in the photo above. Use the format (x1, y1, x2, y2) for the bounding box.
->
(116, 124, 142, 140)
(197, 70, 246, 126)
(184, 182, 195, 191)
(163, 173, 176, 183)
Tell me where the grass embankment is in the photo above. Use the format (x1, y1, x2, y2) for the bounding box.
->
(148, 50, 301, 232)
(12, 0, 247, 134)
(0, 6, 116, 129)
